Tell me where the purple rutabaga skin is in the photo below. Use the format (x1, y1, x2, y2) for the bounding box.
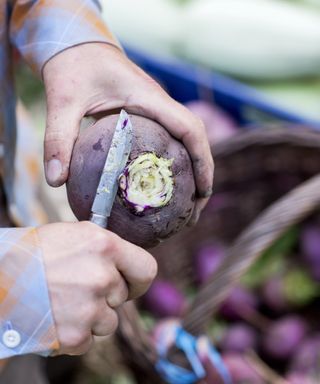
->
(220, 323, 258, 353)
(261, 277, 289, 313)
(219, 286, 258, 320)
(141, 280, 186, 318)
(300, 225, 320, 266)
(262, 315, 308, 360)
(66, 114, 196, 249)
(194, 243, 225, 285)
(310, 262, 320, 281)
(222, 353, 264, 384)
(286, 372, 318, 384)
(289, 334, 320, 375)
(184, 100, 237, 145)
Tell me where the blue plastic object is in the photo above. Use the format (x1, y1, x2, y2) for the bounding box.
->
(155, 325, 232, 384)
(125, 45, 320, 129)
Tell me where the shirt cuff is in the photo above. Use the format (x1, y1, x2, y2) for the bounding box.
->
(0, 228, 59, 358)
(10, 0, 121, 76)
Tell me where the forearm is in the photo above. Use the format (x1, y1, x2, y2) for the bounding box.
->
(9, 0, 121, 76)
(0, 227, 58, 358)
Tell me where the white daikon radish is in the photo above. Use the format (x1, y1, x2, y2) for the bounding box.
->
(180, 0, 320, 80)
(101, 0, 180, 56)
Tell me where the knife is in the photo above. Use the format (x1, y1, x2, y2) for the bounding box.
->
(89, 110, 133, 228)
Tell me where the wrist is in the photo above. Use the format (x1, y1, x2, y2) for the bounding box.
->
(42, 42, 124, 80)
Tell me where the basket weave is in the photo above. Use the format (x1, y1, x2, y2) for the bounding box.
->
(116, 126, 320, 384)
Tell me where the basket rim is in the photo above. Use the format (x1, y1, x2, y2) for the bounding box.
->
(117, 126, 320, 371)
(214, 126, 320, 157)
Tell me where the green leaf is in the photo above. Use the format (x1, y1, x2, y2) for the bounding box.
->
(207, 319, 228, 344)
(284, 269, 320, 306)
(242, 227, 299, 287)
(262, 226, 299, 259)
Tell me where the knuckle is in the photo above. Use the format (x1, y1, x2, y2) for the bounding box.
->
(80, 221, 97, 232)
(195, 117, 206, 132)
(141, 256, 158, 285)
(94, 272, 113, 293)
(184, 110, 205, 134)
(63, 331, 90, 351)
(44, 128, 65, 143)
(107, 281, 128, 308)
(92, 231, 110, 254)
(78, 220, 91, 229)
(104, 233, 120, 254)
(44, 129, 77, 160)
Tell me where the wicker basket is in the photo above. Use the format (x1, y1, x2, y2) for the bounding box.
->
(116, 126, 320, 384)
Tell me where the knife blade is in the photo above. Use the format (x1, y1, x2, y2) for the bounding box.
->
(90, 110, 133, 228)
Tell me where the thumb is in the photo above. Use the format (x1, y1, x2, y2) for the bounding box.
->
(44, 107, 81, 187)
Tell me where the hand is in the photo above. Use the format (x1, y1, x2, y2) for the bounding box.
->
(42, 43, 214, 225)
(37, 221, 157, 355)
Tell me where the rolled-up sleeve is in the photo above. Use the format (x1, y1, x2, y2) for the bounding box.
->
(9, 0, 120, 76)
(0, 228, 59, 358)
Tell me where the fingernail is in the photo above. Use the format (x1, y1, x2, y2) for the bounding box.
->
(204, 188, 213, 198)
(198, 188, 213, 199)
(46, 159, 62, 184)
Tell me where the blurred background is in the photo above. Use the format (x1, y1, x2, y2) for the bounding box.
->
(15, 0, 320, 383)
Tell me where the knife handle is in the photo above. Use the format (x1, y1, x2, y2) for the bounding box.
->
(89, 213, 108, 229)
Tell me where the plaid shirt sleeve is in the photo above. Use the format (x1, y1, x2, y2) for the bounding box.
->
(0, 228, 59, 358)
(9, 0, 120, 76)
(0, 0, 120, 359)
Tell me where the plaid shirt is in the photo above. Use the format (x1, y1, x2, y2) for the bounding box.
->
(0, 0, 117, 359)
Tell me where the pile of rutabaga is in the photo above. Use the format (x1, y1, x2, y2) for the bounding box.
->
(140, 221, 320, 383)
(102, 0, 320, 120)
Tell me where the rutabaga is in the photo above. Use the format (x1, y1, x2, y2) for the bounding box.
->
(66, 114, 196, 249)
(101, 0, 180, 57)
(180, 0, 320, 80)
